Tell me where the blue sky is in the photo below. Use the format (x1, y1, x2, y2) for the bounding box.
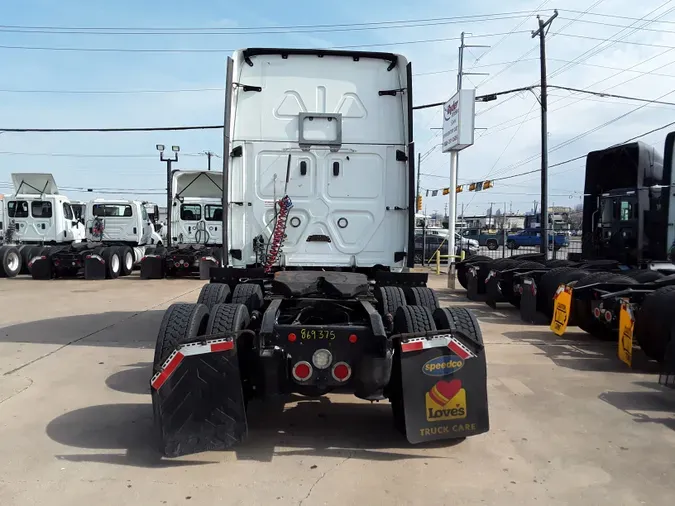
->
(1, 0, 675, 216)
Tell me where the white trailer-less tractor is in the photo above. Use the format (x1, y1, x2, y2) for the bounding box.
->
(140, 170, 225, 279)
(0, 173, 86, 277)
(30, 198, 163, 279)
(150, 48, 490, 457)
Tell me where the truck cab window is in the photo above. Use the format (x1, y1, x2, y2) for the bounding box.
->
(180, 204, 201, 221)
(31, 201, 53, 218)
(93, 204, 132, 217)
(8, 200, 29, 218)
(63, 203, 74, 220)
(204, 205, 222, 221)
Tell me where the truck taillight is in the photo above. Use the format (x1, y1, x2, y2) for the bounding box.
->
(604, 310, 613, 322)
(292, 361, 312, 382)
(332, 362, 351, 382)
(594, 307, 601, 319)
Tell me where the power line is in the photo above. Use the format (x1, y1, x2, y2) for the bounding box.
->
(0, 125, 222, 133)
(0, 30, 533, 53)
(0, 11, 546, 32)
(555, 31, 675, 49)
(558, 16, 675, 34)
(0, 14, 540, 36)
(560, 8, 675, 25)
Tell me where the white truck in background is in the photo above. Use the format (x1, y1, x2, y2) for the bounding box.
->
(0, 173, 85, 277)
(30, 198, 164, 279)
(140, 169, 225, 278)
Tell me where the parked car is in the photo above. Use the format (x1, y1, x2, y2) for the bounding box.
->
(414, 234, 478, 264)
(506, 228, 569, 250)
(461, 228, 507, 250)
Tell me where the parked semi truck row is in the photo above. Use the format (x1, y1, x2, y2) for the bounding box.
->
(455, 133, 675, 375)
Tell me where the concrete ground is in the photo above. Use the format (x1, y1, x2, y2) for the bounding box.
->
(0, 273, 673, 505)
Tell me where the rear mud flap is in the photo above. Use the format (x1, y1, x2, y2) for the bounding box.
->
(466, 269, 489, 302)
(151, 344, 247, 457)
(400, 332, 489, 444)
(519, 277, 548, 324)
(140, 256, 165, 279)
(199, 259, 218, 280)
(84, 256, 106, 280)
(485, 273, 506, 309)
(29, 257, 52, 280)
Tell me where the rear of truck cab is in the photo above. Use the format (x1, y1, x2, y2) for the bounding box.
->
(227, 48, 413, 270)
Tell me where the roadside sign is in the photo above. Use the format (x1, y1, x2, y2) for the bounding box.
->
(550, 285, 573, 335)
(442, 89, 476, 152)
(618, 301, 634, 368)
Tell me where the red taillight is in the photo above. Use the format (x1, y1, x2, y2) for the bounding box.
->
(605, 310, 613, 322)
(349, 334, 358, 343)
(531, 283, 536, 296)
(332, 362, 351, 382)
(54, 259, 60, 266)
(594, 307, 601, 319)
(292, 361, 312, 381)
(174, 261, 181, 268)
(288, 333, 297, 342)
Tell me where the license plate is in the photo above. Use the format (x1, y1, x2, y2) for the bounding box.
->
(550, 285, 573, 336)
(299, 329, 336, 341)
(618, 302, 634, 368)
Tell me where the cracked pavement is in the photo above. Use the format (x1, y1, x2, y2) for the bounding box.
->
(0, 275, 674, 505)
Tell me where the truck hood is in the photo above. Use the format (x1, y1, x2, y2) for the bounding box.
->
(173, 170, 223, 199)
(11, 173, 59, 195)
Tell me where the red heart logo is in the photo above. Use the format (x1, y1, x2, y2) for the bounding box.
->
(430, 379, 462, 405)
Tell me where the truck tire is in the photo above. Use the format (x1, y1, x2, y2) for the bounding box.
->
(433, 307, 483, 347)
(403, 287, 439, 309)
(197, 283, 232, 310)
(486, 239, 499, 251)
(206, 303, 250, 336)
(574, 272, 637, 340)
(0, 246, 22, 278)
(545, 259, 574, 268)
(119, 246, 134, 276)
(634, 285, 675, 361)
(153, 303, 210, 368)
(101, 247, 122, 279)
(231, 283, 264, 313)
(539, 267, 589, 318)
(624, 270, 663, 283)
(375, 286, 406, 318)
(390, 305, 437, 433)
(18, 245, 31, 274)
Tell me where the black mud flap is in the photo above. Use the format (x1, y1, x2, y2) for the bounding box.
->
(151, 344, 248, 457)
(29, 256, 52, 280)
(199, 258, 218, 280)
(519, 277, 548, 324)
(84, 255, 106, 280)
(466, 268, 489, 302)
(399, 331, 489, 444)
(485, 272, 506, 309)
(140, 255, 165, 279)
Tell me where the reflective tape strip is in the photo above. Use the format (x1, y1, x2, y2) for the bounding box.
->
(150, 338, 234, 390)
(401, 334, 477, 359)
(447, 338, 476, 359)
(401, 334, 452, 353)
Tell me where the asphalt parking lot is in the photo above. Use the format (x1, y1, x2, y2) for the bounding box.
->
(0, 273, 674, 505)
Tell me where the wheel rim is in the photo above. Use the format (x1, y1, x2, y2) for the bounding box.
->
(111, 254, 120, 273)
(125, 252, 133, 270)
(414, 253, 423, 263)
(7, 252, 19, 271)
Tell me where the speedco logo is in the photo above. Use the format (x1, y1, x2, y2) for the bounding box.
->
(444, 100, 459, 121)
(423, 355, 464, 377)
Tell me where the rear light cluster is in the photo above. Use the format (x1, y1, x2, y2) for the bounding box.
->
(593, 306, 613, 322)
(291, 347, 352, 383)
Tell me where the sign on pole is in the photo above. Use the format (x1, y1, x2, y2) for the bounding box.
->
(442, 89, 476, 153)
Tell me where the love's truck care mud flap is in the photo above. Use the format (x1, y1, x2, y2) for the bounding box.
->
(398, 331, 489, 444)
(150, 337, 247, 457)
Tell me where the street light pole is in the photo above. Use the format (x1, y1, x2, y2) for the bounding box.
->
(157, 144, 180, 248)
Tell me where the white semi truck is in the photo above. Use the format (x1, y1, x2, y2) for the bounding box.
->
(140, 169, 224, 278)
(149, 48, 489, 457)
(30, 198, 163, 279)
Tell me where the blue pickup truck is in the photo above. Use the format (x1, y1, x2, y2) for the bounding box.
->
(506, 228, 569, 250)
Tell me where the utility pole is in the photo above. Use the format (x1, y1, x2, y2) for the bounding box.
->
(448, 32, 490, 288)
(532, 9, 558, 254)
(156, 144, 180, 248)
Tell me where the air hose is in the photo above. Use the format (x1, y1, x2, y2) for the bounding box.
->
(195, 221, 210, 244)
(264, 196, 293, 273)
